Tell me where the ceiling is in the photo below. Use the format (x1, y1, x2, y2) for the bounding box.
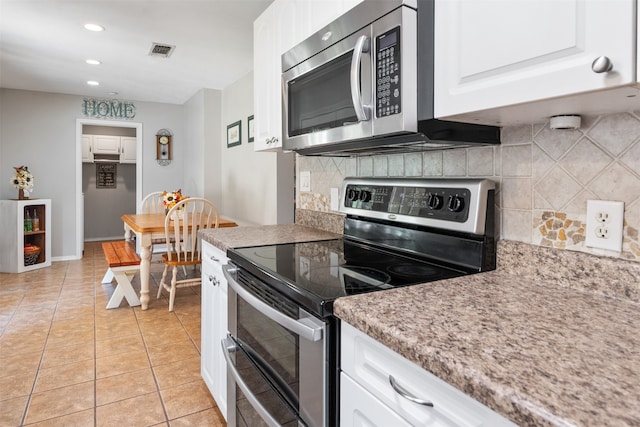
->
(0, 0, 273, 105)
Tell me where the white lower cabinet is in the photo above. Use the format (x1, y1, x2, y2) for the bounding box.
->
(340, 322, 516, 427)
(201, 241, 228, 420)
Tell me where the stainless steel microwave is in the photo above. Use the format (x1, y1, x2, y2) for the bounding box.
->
(282, 0, 500, 156)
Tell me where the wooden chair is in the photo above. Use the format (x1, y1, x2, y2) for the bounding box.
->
(140, 191, 165, 214)
(139, 191, 166, 254)
(157, 198, 219, 311)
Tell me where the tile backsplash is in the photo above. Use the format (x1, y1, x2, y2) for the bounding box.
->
(296, 112, 640, 262)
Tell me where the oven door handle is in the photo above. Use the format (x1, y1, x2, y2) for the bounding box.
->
(223, 265, 324, 342)
(222, 336, 282, 427)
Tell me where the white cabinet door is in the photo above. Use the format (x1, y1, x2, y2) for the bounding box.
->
(434, 0, 635, 118)
(92, 135, 121, 155)
(253, 0, 362, 152)
(120, 137, 136, 164)
(253, 2, 283, 152)
(201, 241, 228, 420)
(81, 135, 93, 163)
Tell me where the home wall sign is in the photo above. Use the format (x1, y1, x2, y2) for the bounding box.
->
(82, 98, 136, 120)
(96, 163, 117, 188)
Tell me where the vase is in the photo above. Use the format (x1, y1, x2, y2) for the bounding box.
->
(18, 189, 28, 200)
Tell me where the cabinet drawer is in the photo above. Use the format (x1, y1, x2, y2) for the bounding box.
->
(202, 241, 228, 267)
(340, 372, 411, 427)
(341, 322, 516, 427)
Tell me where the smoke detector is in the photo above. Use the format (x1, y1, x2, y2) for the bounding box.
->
(149, 43, 175, 58)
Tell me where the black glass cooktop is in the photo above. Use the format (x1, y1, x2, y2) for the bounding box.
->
(228, 238, 469, 318)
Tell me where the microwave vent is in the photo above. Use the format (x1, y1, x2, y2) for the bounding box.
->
(149, 43, 175, 58)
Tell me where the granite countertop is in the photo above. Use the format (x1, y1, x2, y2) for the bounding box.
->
(198, 224, 640, 426)
(199, 223, 341, 251)
(335, 241, 640, 427)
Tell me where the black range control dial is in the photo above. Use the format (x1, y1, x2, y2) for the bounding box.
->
(427, 193, 443, 210)
(447, 195, 465, 212)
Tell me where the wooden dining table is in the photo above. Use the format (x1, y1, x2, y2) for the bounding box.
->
(121, 213, 238, 310)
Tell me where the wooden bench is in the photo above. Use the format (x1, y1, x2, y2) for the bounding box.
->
(101, 240, 141, 309)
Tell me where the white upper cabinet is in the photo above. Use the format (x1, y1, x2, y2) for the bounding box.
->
(91, 135, 121, 155)
(119, 136, 137, 164)
(81, 135, 93, 163)
(253, 0, 363, 152)
(434, 0, 636, 122)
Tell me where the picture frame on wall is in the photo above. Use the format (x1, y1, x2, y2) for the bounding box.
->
(248, 115, 254, 143)
(227, 120, 241, 147)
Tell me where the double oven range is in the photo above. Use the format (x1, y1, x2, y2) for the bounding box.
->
(222, 177, 496, 427)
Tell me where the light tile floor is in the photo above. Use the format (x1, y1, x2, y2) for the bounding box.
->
(0, 241, 226, 426)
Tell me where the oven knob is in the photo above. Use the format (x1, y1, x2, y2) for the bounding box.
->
(347, 188, 360, 201)
(447, 195, 464, 212)
(427, 193, 443, 210)
(359, 190, 372, 202)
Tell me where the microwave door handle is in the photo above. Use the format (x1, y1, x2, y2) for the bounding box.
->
(222, 336, 282, 427)
(350, 35, 371, 122)
(223, 265, 323, 342)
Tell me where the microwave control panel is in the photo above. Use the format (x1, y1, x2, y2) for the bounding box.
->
(375, 27, 401, 118)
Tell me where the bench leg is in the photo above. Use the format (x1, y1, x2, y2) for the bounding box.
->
(101, 268, 115, 284)
(106, 269, 141, 309)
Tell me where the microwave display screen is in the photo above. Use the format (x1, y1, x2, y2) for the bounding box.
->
(287, 51, 358, 137)
(376, 27, 401, 118)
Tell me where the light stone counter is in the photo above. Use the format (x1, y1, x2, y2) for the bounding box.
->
(335, 240, 640, 427)
(199, 223, 341, 252)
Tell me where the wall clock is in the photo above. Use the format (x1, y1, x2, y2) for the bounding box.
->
(156, 129, 172, 166)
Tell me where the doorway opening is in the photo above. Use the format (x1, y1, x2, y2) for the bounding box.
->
(75, 119, 142, 258)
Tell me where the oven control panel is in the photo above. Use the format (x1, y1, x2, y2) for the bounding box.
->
(340, 178, 495, 235)
(345, 183, 470, 222)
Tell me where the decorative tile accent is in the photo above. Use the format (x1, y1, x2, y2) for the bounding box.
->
(535, 211, 585, 249)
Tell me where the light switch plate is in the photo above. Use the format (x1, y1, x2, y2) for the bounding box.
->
(300, 171, 311, 192)
(330, 188, 339, 211)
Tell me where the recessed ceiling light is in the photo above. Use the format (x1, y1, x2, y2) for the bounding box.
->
(84, 23, 105, 32)
(87, 81, 100, 86)
(86, 59, 101, 65)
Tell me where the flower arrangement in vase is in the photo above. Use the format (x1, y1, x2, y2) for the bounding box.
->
(162, 189, 187, 220)
(10, 166, 34, 199)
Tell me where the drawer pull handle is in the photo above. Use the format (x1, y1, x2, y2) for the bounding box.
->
(389, 375, 434, 407)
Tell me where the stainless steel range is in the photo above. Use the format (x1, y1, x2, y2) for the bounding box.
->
(222, 178, 496, 427)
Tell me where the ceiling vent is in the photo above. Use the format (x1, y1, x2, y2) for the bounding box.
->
(149, 43, 175, 58)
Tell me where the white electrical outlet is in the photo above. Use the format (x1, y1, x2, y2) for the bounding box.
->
(300, 171, 311, 192)
(585, 200, 624, 252)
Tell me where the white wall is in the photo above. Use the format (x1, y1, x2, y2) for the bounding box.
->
(219, 72, 294, 226)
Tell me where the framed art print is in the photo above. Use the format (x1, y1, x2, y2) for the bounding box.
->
(227, 120, 241, 147)
(248, 115, 254, 143)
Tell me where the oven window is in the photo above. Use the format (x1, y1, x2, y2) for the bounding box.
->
(287, 51, 358, 137)
(238, 295, 299, 397)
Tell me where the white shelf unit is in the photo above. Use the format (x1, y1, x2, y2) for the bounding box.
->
(0, 199, 52, 273)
